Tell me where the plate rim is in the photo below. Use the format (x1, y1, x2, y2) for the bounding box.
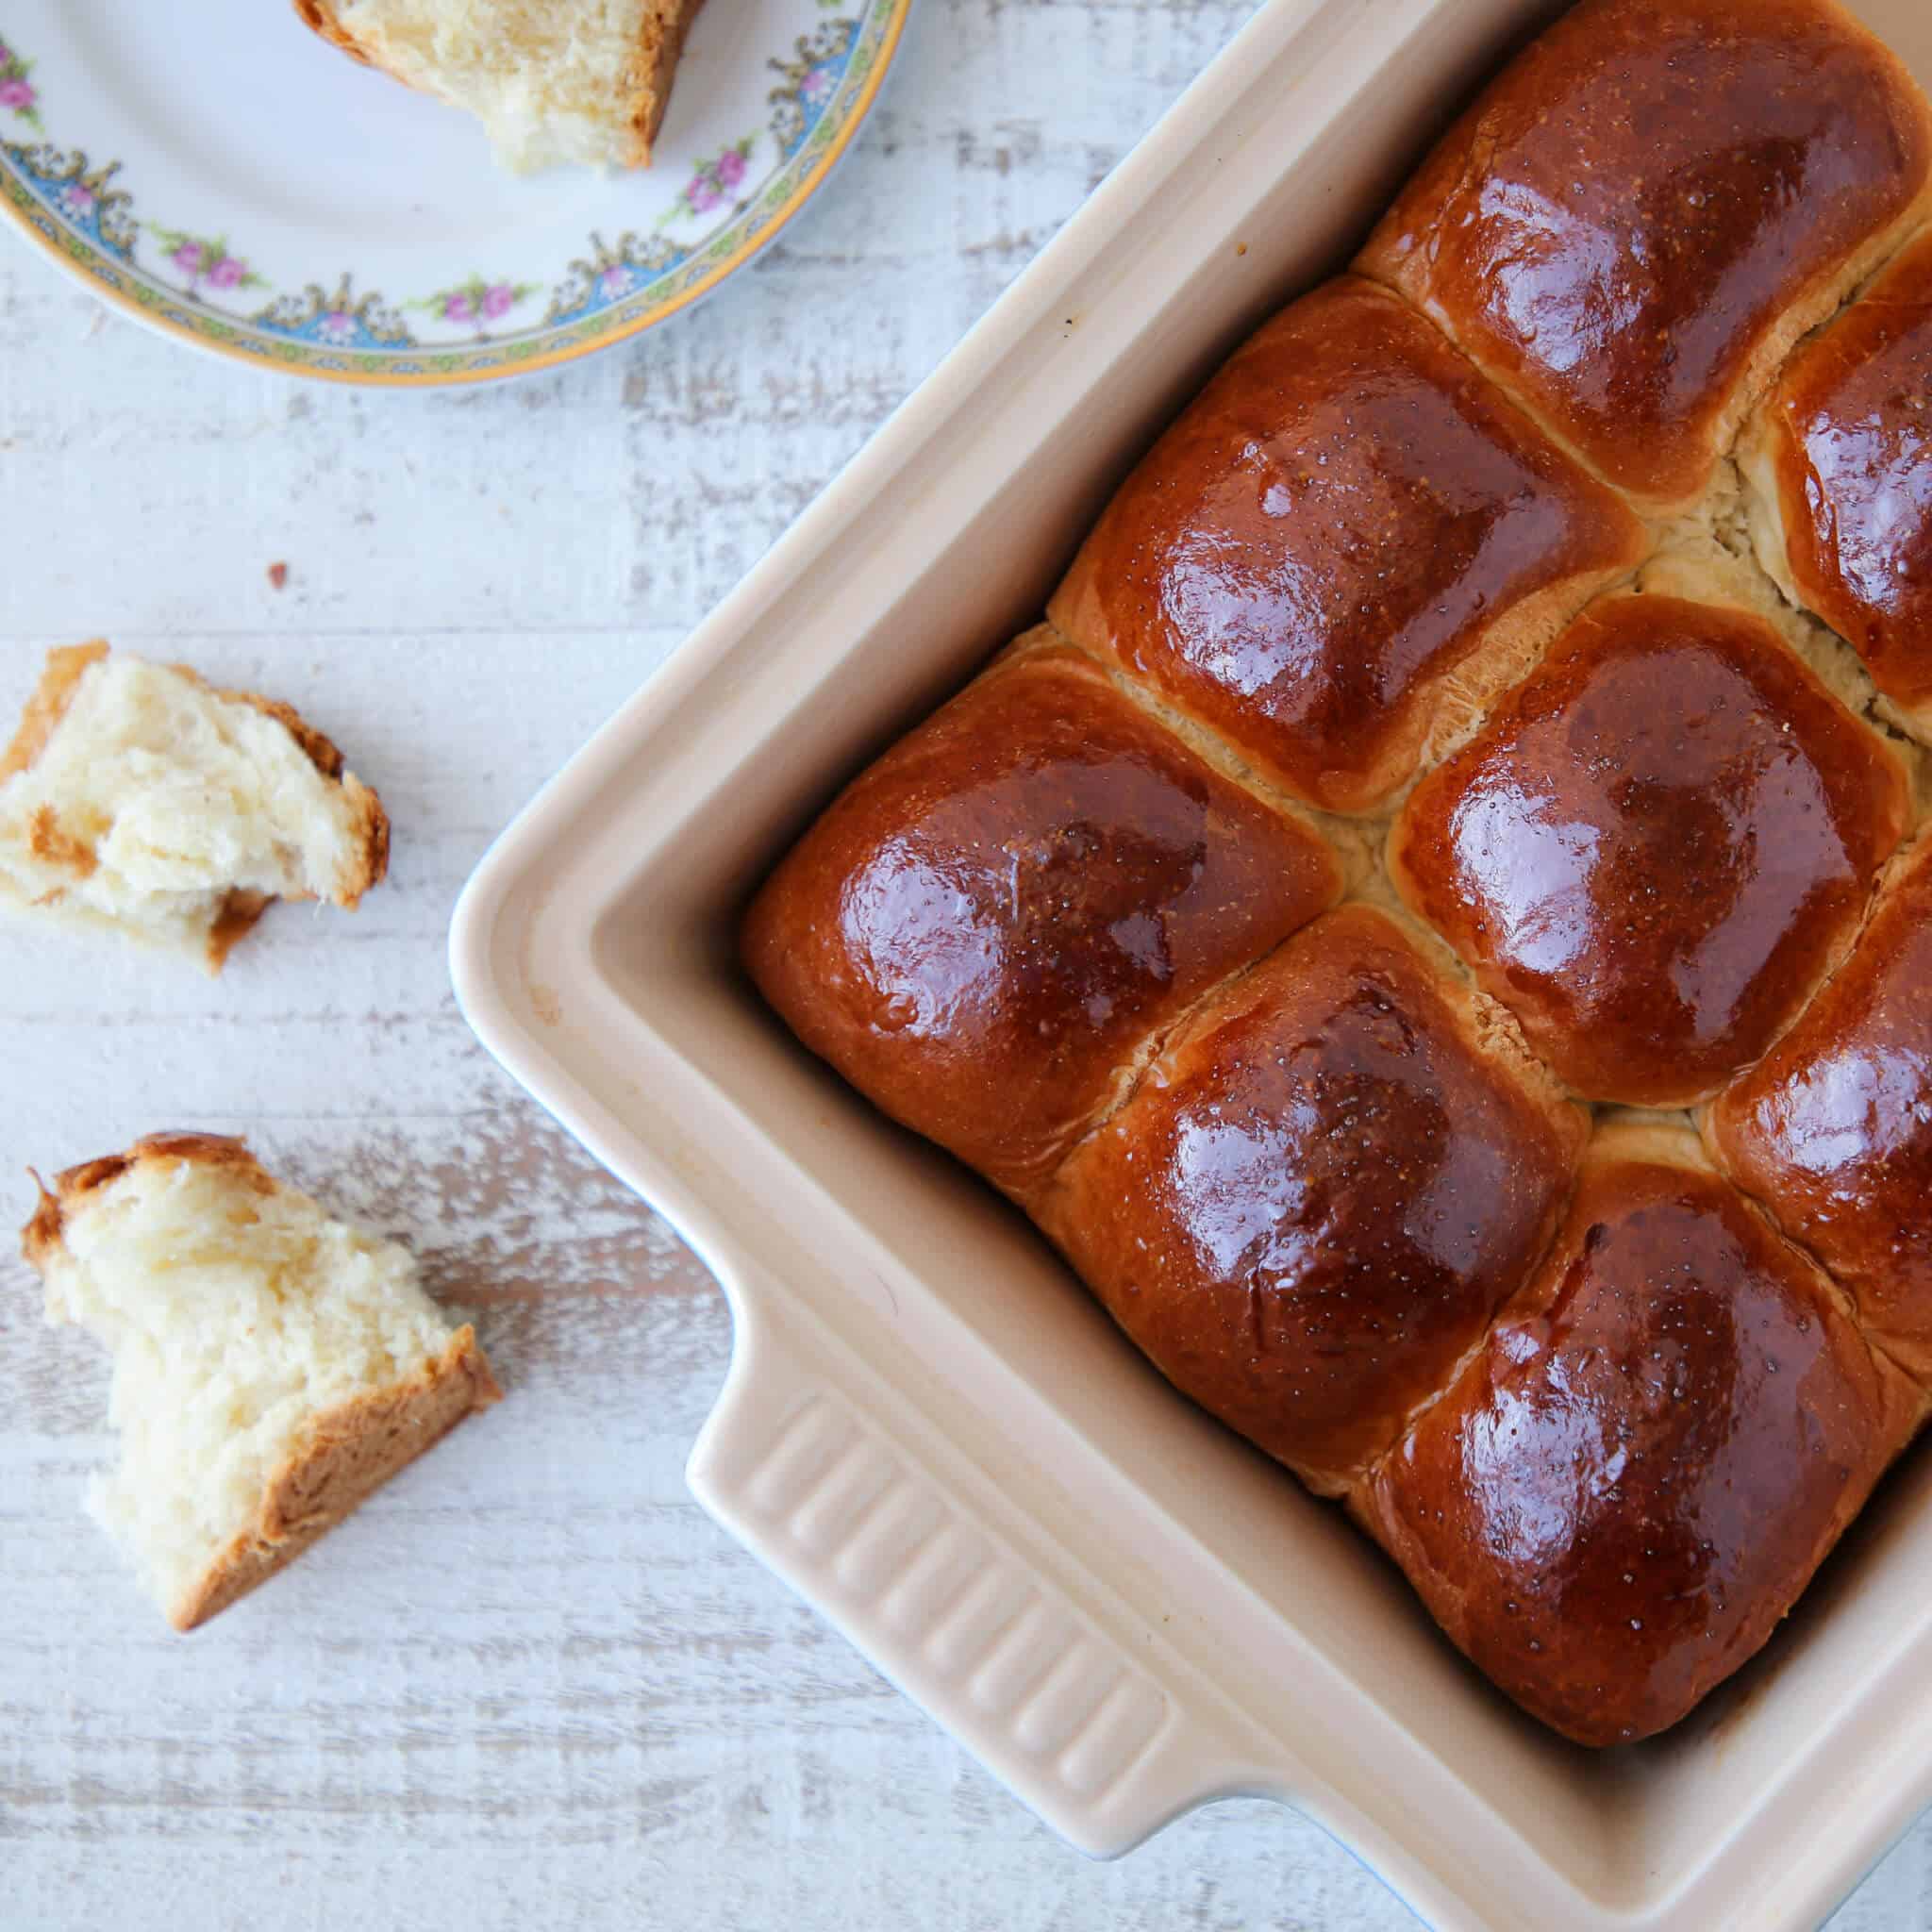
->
(0, 0, 913, 387)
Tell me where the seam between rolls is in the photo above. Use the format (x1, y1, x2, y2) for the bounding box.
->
(1353, 261, 1642, 511)
(1359, 197, 1932, 1128)
(1707, 1152, 1932, 1416)
(1014, 617, 1368, 1200)
(1350, 1106, 1594, 1509)
(1040, 613, 1387, 871)
(1024, 938, 1285, 1202)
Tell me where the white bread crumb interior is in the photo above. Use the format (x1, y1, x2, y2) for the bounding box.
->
(29, 1141, 494, 1627)
(321, 0, 663, 172)
(0, 648, 384, 966)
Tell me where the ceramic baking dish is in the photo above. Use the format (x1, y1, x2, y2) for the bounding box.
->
(449, 1, 1932, 1924)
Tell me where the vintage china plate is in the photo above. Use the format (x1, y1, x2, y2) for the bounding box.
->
(0, 0, 909, 384)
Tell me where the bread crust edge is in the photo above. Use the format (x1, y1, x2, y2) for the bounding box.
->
(625, 0, 709, 166)
(171, 1323, 502, 1630)
(23, 1129, 272, 1271)
(0, 640, 109, 783)
(290, 0, 375, 66)
(21, 1130, 504, 1630)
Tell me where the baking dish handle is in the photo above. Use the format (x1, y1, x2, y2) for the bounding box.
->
(685, 1265, 1260, 1857)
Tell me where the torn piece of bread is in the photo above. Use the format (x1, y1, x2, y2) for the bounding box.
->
(295, 0, 708, 173)
(23, 1134, 501, 1630)
(0, 643, 389, 971)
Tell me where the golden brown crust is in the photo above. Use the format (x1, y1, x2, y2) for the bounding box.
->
(23, 1131, 273, 1272)
(1048, 278, 1647, 813)
(28, 804, 96, 877)
(172, 1324, 501, 1631)
(1391, 594, 1909, 1107)
(1744, 227, 1932, 723)
(1707, 834, 1932, 1381)
(625, 0, 708, 166)
(1037, 906, 1588, 1494)
(207, 890, 275, 971)
(742, 634, 1343, 1202)
(20, 1131, 504, 1631)
(1360, 1126, 1924, 1745)
(290, 0, 377, 68)
(339, 779, 391, 906)
(0, 641, 109, 783)
(1357, 0, 1932, 508)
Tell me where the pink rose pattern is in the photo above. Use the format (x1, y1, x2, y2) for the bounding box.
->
(0, 43, 39, 125)
(150, 226, 261, 300)
(413, 275, 537, 335)
(662, 135, 758, 227)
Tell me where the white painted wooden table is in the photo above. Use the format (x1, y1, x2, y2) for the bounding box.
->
(4, 5, 1931, 1928)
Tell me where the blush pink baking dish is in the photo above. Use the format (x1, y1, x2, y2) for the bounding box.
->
(450, 2, 1932, 1924)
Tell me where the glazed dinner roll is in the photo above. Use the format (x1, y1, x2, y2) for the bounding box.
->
(1357, 0, 1932, 510)
(1036, 906, 1587, 1495)
(1391, 591, 1910, 1108)
(1740, 227, 1932, 738)
(1709, 835, 1932, 1382)
(1358, 1124, 1924, 1749)
(741, 632, 1343, 1203)
(1049, 278, 1646, 814)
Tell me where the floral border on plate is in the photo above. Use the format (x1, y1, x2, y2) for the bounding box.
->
(0, 3, 908, 384)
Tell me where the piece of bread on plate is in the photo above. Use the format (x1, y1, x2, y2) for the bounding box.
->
(23, 1133, 502, 1631)
(0, 642, 388, 972)
(294, 0, 708, 172)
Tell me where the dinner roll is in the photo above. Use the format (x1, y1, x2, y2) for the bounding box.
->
(1358, 0, 1932, 509)
(1038, 906, 1587, 1494)
(1709, 834, 1932, 1382)
(1391, 592, 1909, 1107)
(295, 0, 706, 172)
(1050, 278, 1646, 814)
(0, 642, 389, 971)
(24, 1134, 501, 1630)
(1359, 1124, 1923, 1746)
(1740, 227, 1932, 740)
(742, 633, 1344, 1202)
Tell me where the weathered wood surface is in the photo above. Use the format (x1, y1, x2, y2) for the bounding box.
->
(3, 1, 1930, 1926)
